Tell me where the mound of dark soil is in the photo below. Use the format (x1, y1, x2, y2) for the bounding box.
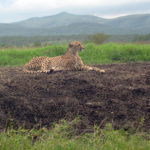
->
(0, 62, 150, 133)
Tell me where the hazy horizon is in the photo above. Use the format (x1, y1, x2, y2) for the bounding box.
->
(0, 0, 150, 23)
(1, 11, 150, 24)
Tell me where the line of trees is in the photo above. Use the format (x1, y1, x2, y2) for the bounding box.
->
(0, 33, 150, 47)
(133, 33, 150, 42)
(0, 34, 109, 47)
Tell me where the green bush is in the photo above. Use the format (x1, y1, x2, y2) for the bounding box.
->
(86, 33, 109, 44)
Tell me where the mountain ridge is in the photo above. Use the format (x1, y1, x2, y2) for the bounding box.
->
(0, 12, 150, 36)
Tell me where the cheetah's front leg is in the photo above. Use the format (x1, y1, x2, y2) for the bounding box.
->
(82, 65, 105, 73)
(41, 60, 54, 73)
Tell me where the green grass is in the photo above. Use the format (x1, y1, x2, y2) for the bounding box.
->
(0, 119, 150, 150)
(0, 44, 67, 66)
(0, 42, 150, 66)
(0, 43, 150, 149)
(81, 42, 150, 64)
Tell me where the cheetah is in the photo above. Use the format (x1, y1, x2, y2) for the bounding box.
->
(23, 41, 105, 73)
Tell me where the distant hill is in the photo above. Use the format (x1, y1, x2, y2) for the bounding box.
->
(13, 12, 106, 28)
(0, 12, 150, 36)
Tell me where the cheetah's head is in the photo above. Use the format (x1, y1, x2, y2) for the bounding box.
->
(69, 41, 84, 52)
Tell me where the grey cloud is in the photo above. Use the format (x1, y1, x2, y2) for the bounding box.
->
(75, 2, 150, 16)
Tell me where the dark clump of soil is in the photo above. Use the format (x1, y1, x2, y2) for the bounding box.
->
(0, 62, 150, 133)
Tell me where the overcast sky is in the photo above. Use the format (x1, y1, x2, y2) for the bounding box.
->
(0, 0, 150, 23)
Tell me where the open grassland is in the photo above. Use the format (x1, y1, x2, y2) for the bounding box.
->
(1, 43, 150, 150)
(0, 120, 150, 150)
(0, 42, 150, 66)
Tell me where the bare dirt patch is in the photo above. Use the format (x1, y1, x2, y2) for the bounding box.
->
(0, 62, 150, 133)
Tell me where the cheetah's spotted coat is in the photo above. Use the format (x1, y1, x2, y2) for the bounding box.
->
(23, 41, 105, 73)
